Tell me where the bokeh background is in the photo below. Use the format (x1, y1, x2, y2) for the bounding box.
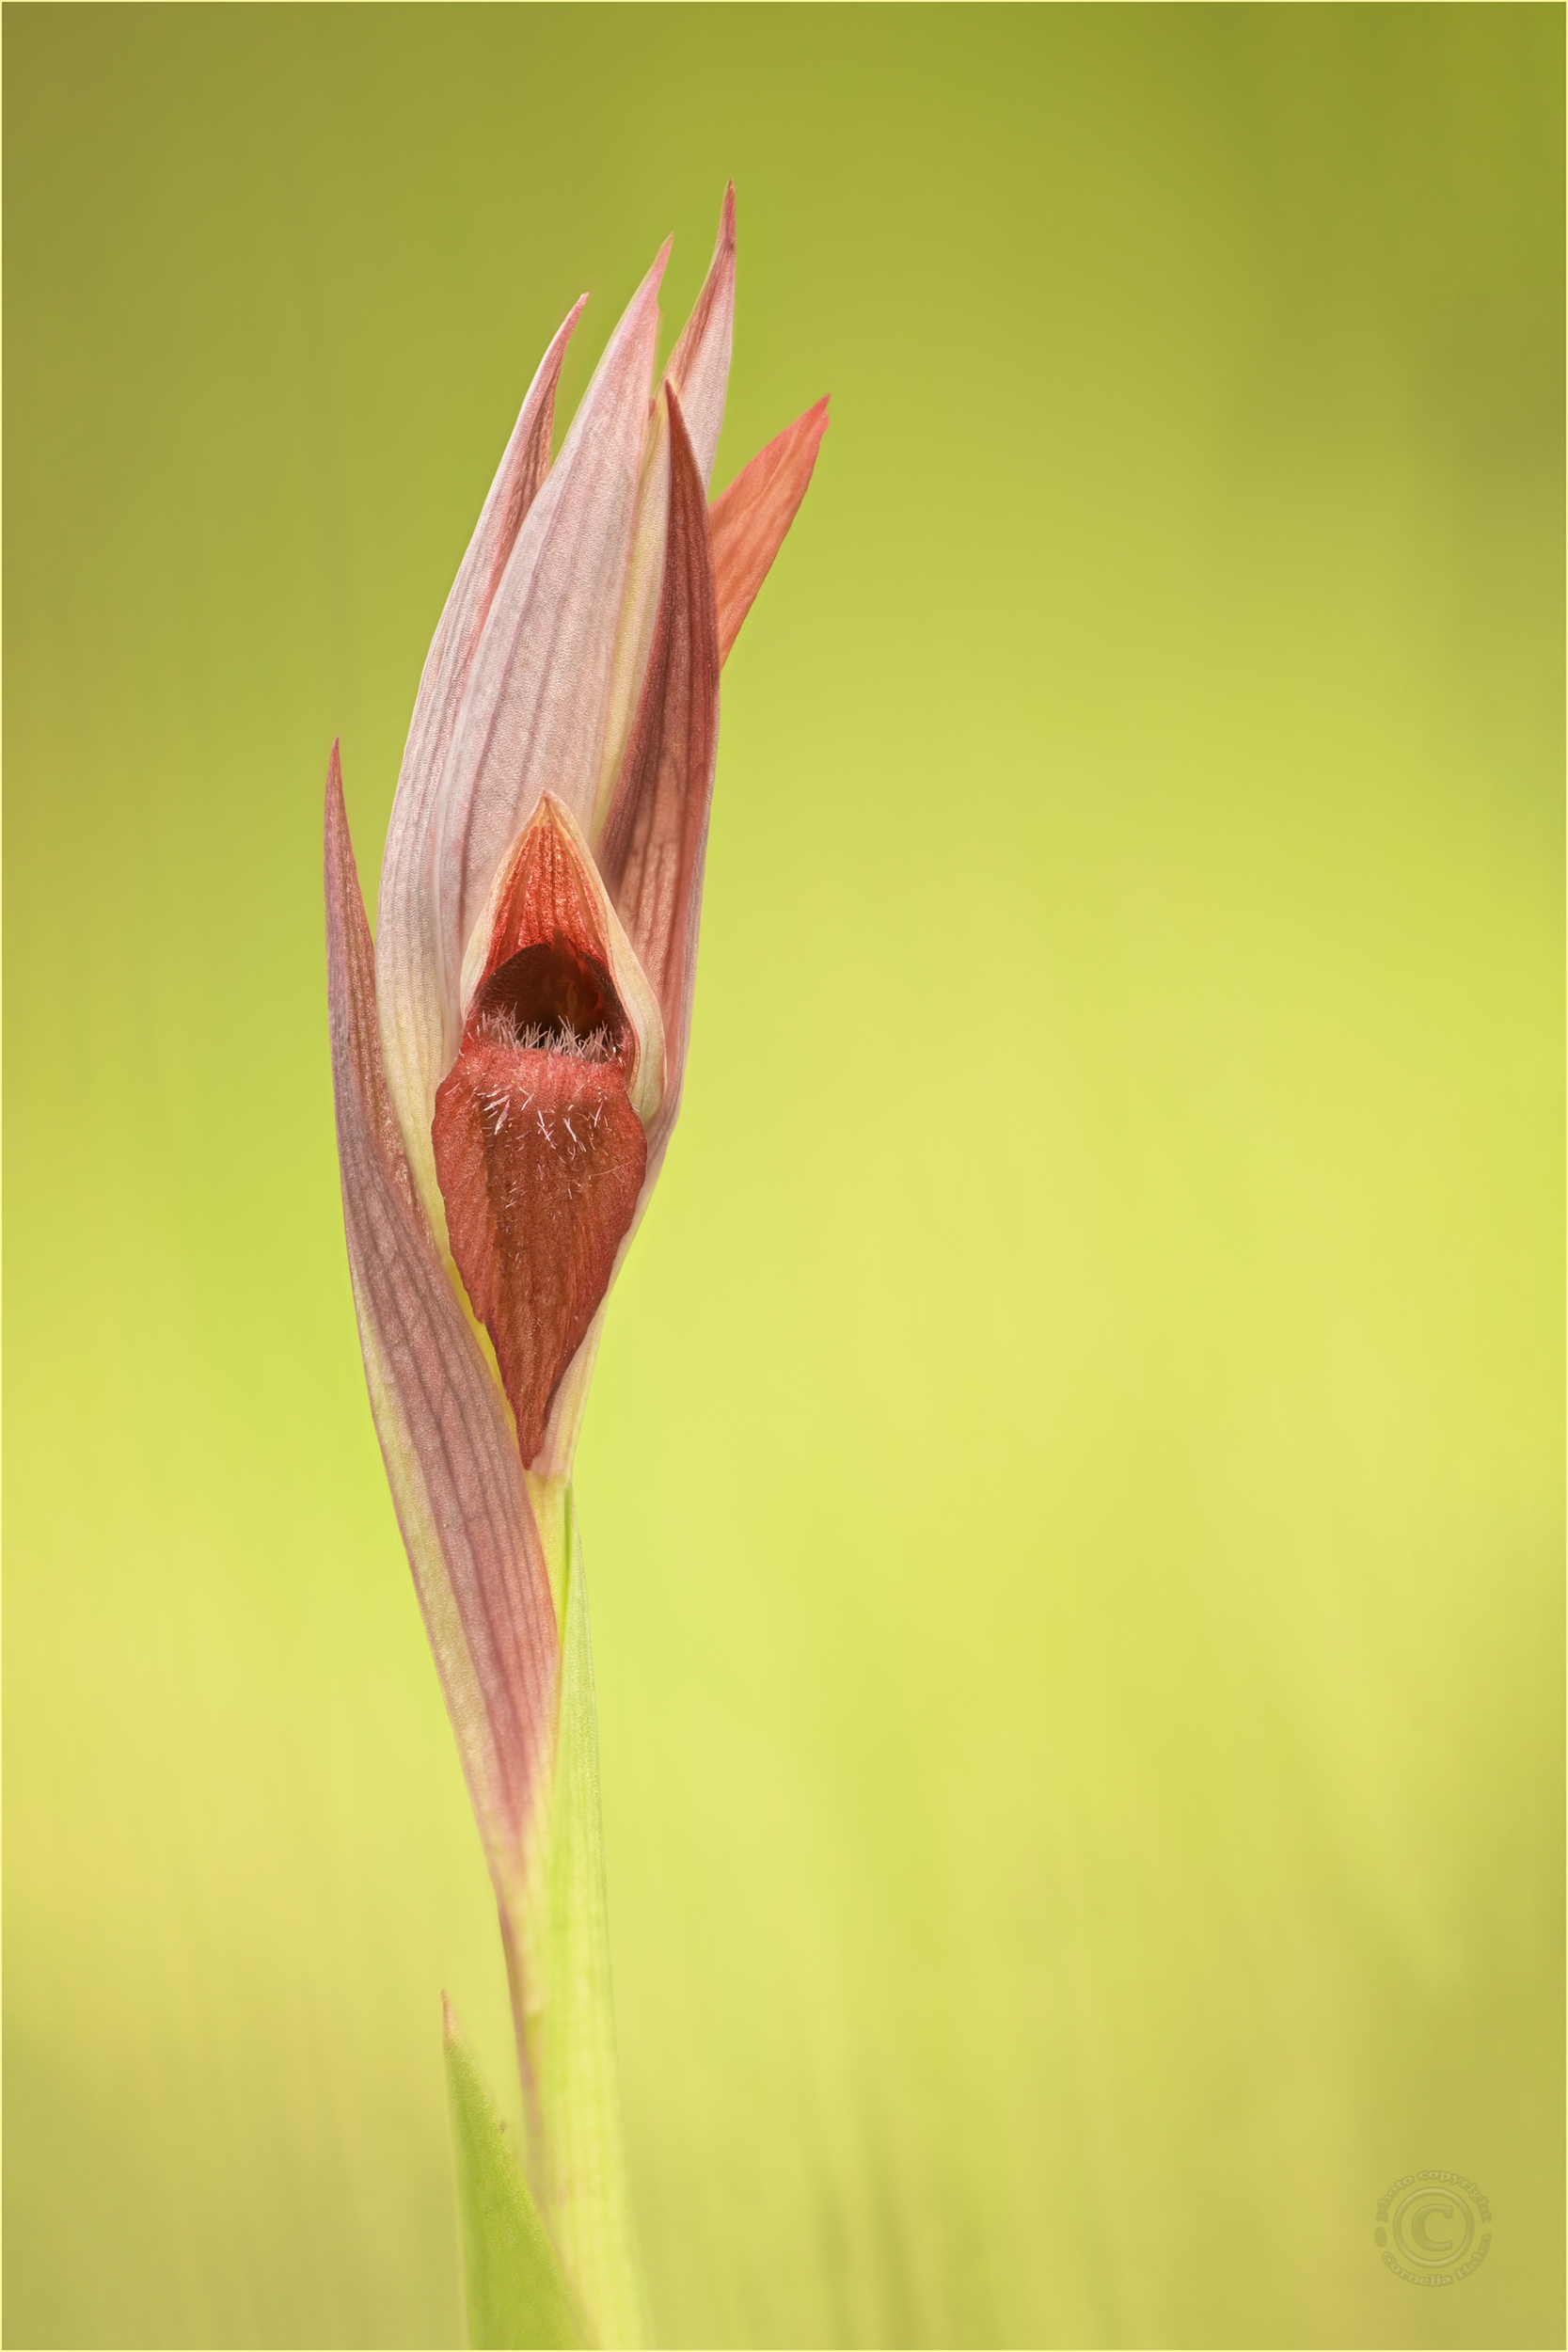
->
(5, 8, 1562, 2347)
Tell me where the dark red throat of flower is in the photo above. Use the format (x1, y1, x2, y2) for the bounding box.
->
(432, 814, 647, 1464)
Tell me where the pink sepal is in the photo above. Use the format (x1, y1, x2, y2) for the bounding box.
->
(376, 302, 583, 1235)
(325, 743, 558, 1890)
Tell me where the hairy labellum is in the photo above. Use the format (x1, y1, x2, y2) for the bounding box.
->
(433, 799, 651, 1462)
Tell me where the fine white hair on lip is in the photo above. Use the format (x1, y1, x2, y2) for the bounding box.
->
(475, 1003, 618, 1064)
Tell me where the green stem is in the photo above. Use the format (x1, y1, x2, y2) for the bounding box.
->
(503, 1486, 649, 2348)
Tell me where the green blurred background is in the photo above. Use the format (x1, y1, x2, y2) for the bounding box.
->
(4, 8, 1562, 2346)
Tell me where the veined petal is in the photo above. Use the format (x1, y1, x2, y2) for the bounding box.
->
(436, 795, 665, 1469)
(597, 389, 721, 1170)
(435, 246, 669, 1081)
(589, 187, 736, 847)
(711, 396, 829, 665)
(325, 744, 558, 1897)
(377, 304, 584, 1243)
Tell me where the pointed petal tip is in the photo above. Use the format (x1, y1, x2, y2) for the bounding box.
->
(710, 396, 831, 664)
(548, 291, 591, 357)
(657, 194, 736, 497)
(610, 237, 672, 362)
(325, 739, 347, 850)
(442, 1991, 458, 2042)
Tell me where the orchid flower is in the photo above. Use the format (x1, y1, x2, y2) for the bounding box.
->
(324, 187, 826, 2345)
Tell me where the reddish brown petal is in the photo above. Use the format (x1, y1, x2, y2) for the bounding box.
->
(432, 1039, 646, 1464)
(710, 397, 830, 665)
(325, 744, 558, 1879)
(480, 796, 616, 988)
(588, 190, 736, 839)
(596, 389, 721, 1138)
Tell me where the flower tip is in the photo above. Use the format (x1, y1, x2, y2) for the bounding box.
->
(441, 1991, 458, 2043)
(623, 235, 673, 336)
(325, 738, 347, 835)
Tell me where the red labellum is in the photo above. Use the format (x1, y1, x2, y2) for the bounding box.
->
(433, 806, 647, 1463)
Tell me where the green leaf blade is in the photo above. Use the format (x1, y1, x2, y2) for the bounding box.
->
(444, 1999, 583, 2350)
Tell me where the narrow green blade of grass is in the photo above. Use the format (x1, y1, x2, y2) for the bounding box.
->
(444, 1999, 583, 2349)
